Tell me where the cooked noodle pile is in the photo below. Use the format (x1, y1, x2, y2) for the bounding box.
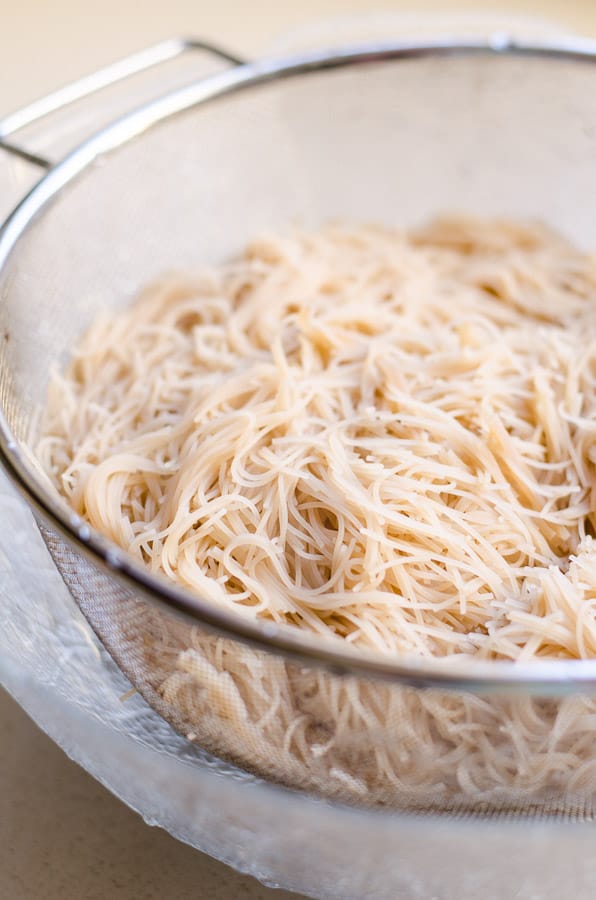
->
(38, 218, 596, 806)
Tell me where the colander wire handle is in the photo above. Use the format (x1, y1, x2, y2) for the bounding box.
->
(0, 37, 246, 171)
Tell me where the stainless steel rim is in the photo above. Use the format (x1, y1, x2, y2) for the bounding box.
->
(2, 36, 596, 691)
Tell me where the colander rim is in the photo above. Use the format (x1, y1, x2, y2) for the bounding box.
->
(2, 36, 596, 692)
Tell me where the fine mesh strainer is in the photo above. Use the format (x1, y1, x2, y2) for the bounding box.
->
(2, 36, 596, 821)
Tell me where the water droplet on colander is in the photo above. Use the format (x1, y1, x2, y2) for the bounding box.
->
(489, 31, 511, 52)
(78, 524, 91, 541)
(106, 548, 122, 568)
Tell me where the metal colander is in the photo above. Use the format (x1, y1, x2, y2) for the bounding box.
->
(2, 37, 596, 818)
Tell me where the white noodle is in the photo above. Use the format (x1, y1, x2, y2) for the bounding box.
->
(38, 218, 596, 807)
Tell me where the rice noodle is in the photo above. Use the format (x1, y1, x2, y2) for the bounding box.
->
(38, 217, 596, 808)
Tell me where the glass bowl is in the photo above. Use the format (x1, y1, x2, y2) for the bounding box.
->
(2, 31, 596, 899)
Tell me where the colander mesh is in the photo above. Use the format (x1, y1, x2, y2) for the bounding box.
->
(3, 52, 596, 817)
(34, 525, 596, 818)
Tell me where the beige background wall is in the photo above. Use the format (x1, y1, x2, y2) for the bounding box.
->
(2, 0, 596, 116)
(2, 2, 595, 898)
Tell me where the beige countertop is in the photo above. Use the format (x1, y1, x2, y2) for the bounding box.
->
(2, 2, 596, 898)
